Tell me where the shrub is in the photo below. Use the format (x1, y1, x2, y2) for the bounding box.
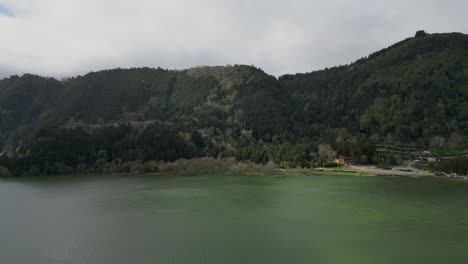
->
(0, 166, 12, 177)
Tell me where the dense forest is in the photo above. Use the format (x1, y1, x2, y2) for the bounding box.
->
(0, 31, 467, 176)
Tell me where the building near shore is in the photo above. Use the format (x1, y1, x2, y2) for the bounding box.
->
(334, 158, 346, 166)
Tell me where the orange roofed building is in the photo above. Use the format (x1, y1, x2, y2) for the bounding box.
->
(333, 158, 346, 166)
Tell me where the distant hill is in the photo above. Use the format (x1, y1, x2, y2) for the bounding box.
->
(1, 31, 467, 175)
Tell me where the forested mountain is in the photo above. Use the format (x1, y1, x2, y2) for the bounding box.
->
(281, 31, 468, 146)
(1, 31, 467, 175)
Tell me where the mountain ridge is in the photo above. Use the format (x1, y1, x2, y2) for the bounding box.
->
(1, 31, 467, 175)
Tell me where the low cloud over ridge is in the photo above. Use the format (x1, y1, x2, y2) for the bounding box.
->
(1, 0, 467, 78)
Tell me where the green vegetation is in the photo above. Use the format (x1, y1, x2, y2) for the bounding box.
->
(1, 32, 467, 176)
(430, 156, 468, 175)
(281, 168, 376, 177)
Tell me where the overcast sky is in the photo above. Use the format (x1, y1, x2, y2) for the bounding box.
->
(0, 0, 467, 78)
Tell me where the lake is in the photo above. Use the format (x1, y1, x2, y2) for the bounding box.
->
(1, 174, 468, 264)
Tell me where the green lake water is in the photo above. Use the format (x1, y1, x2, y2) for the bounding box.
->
(1, 174, 467, 264)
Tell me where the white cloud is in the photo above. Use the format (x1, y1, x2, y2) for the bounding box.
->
(0, 0, 467, 78)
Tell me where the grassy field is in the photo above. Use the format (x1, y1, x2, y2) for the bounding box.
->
(223, 165, 439, 178)
(3, 164, 436, 179)
(215, 167, 378, 178)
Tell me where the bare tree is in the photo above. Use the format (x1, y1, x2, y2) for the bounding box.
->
(447, 133, 463, 150)
(318, 144, 337, 166)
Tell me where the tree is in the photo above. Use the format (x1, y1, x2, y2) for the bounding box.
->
(318, 144, 337, 166)
(447, 133, 463, 150)
(415, 30, 427, 38)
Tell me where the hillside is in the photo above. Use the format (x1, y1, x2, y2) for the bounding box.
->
(281, 32, 468, 146)
(0, 31, 467, 175)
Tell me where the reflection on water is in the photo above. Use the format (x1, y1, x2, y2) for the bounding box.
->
(1, 175, 468, 264)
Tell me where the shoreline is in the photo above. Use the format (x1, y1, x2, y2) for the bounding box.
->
(2, 165, 465, 182)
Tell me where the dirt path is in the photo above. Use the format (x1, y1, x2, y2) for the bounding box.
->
(347, 165, 434, 177)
